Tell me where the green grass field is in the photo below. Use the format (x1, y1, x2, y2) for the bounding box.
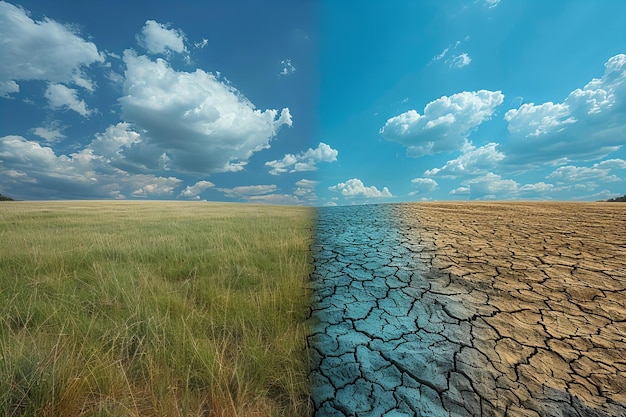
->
(0, 201, 315, 416)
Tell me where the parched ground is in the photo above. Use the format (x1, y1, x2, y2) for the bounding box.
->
(398, 202, 626, 416)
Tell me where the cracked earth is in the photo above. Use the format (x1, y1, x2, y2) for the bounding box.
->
(308, 202, 626, 416)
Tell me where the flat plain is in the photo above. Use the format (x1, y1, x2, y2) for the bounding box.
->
(4, 200, 625, 416)
(399, 202, 626, 416)
(0, 201, 314, 417)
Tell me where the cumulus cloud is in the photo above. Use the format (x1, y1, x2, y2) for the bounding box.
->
(265, 142, 338, 175)
(137, 20, 188, 55)
(505, 101, 575, 137)
(503, 54, 626, 165)
(596, 158, 626, 170)
(381, 90, 504, 157)
(294, 179, 319, 199)
(410, 178, 438, 194)
(0, 135, 73, 174)
(449, 174, 564, 200)
(84, 122, 143, 169)
(424, 142, 505, 178)
(547, 163, 623, 185)
(518, 182, 554, 195)
(0, 134, 182, 199)
(45, 83, 92, 116)
(450, 186, 470, 195)
(179, 180, 215, 199)
(0, 1, 104, 97)
(130, 177, 183, 197)
(119, 51, 292, 175)
(453, 172, 518, 200)
(280, 59, 296, 76)
(328, 178, 392, 199)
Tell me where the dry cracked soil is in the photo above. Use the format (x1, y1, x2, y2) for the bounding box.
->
(308, 202, 626, 417)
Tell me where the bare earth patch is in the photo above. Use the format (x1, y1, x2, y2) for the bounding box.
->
(399, 202, 626, 416)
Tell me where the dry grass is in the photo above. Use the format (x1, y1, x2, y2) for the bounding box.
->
(0, 201, 315, 416)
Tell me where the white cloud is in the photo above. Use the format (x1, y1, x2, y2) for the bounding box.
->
(119, 51, 292, 175)
(572, 189, 622, 201)
(597, 158, 626, 170)
(217, 185, 277, 199)
(248, 194, 301, 205)
(85, 122, 143, 168)
(431, 38, 471, 69)
(504, 102, 575, 137)
(449, 174, 609, 200)
(0, 1, 104, 97)
(432, 47, 450, 63)
(0, 80, 19, 97)
(130, 177, 183, 197)
(449, 53, 472, 69)
(0, 134, 183, 200)
(328, 178, 392, 198)
(424, 142, 505, 177)
(381, 90, 504, 157)
(294, 179, 319, 199)
(0, 135, 70, 173)
(295, 179, 318, 189)
(454, 172, 519, 200)
(32, 122, 65, 142)
(137, 20, 188, 55)
(280, 59, 296, 76)
(503, 54, 626, 165)
(548, 163, 622, 184)
(45, 83, 92, 117)
(265, 142, 338, 175)
(518, 182, 554, 194)
(216, 184, 302, 204)
(448, 172, 564, 200)
(106, 70, 125, 87)
(485, 0, 501, 8)
(179, 180, 215, 199)
(410, 178, 438, 194)
(194, 38, 208, 49)
(450, 186, 470, 195)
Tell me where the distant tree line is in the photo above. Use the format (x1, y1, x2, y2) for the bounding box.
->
(0, 193, 15, 201)
(605, 195, 626, 202)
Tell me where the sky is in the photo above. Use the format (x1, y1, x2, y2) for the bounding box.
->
(1, 0, 626, 204)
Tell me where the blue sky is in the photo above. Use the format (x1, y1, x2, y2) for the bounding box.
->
(1, 0, 626, 204)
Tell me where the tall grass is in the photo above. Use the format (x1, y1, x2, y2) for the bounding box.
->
(0, 201, 314, 416)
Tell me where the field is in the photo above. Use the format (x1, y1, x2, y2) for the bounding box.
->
(0, 201, 315, 417)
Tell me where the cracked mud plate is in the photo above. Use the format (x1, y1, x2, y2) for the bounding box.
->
(308, 203, 626, 417)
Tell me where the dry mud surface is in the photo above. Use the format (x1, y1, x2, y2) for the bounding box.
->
(308, 202, 626, 416)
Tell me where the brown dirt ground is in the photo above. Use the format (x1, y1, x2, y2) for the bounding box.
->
(399, 202, 626, 416)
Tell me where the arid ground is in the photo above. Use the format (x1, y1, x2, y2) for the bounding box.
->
(309, 202, 625, 416)
(399, 202, 626, 416)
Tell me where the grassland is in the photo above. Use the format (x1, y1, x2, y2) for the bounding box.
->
(0, 201, 315, 416)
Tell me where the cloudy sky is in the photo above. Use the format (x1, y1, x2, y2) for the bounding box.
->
(1, 1, 626, 204)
